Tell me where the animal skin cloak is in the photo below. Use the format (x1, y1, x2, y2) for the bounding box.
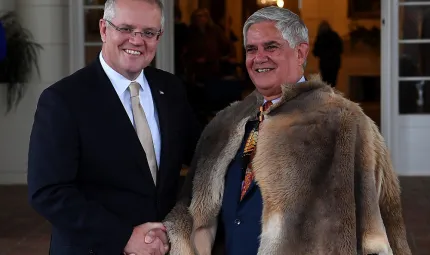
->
(163, 75, 411, 255)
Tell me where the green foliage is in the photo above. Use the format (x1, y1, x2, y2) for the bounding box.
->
(0, 11, 43, 113)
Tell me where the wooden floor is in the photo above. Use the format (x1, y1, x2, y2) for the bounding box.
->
(0, 177, 429, 255)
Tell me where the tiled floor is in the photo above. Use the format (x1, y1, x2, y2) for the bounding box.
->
(0, 177, 429, 255)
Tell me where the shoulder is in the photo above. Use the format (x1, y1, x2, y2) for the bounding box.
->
(144, 66, 186, 95)
(288, 76, 368, 129)
(36, 61, 102, 113)
(145, 66, 181, 84)
(47, 61, 98, 95)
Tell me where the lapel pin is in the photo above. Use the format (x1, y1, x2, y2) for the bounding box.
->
(159, 90, 164, 95)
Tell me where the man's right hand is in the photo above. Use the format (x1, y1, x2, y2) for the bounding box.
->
(124, 222, 169, 255)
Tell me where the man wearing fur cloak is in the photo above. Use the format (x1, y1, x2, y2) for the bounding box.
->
(163, 6, 411, 255)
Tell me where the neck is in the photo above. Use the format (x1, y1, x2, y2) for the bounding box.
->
(257, 86, 281, 101)
(124, 71, 140, 81)
(258, 74, 304, 101)
(263, 94, 282, 101)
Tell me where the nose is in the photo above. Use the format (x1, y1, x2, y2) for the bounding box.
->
(128, 33, 146, 45)
(254, 50, 268, 64)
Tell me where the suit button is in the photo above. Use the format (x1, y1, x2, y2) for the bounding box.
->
(234, 219, 241, 225)
(89, 249, 95, 254)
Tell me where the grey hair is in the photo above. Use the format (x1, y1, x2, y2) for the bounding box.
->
(103, 0, 165, 30)
(243, 6, 308, 48)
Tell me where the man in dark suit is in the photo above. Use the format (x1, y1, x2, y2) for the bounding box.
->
(27, 0, 200, 254)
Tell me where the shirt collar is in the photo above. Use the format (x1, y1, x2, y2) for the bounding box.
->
(99, 52, 145, 95)
(265, 75, 305, 104)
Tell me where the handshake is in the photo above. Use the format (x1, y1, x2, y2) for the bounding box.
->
(123, 222, 170, 255)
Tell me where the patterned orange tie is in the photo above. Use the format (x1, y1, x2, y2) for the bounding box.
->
(240, 100, 273, 201)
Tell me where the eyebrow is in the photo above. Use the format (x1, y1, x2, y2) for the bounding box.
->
(117, 23, 159, 30)
(246, 41, 282, 48)
(117, 23, 134, 28)
(263, 41, 281, 46)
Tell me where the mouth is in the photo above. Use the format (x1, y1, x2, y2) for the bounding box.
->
(123, 49, 142, 56)
(255, 68, 275, 73)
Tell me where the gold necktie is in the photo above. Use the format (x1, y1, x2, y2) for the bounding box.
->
(129, 81, 157, 185)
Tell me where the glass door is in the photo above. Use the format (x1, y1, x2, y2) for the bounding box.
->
(384, 0, 430, 175)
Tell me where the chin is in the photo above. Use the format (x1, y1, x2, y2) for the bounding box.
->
(253, 79, 277, 90)
(123, 61, 145, 72)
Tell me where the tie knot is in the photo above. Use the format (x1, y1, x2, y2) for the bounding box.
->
(258, 100, 273, 122)
(262, 100, 273, 112)
(129, 81, 140, 98)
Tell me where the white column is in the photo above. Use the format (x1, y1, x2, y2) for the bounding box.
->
(156, 0, 174, 73)
(69, 0, 85, 73)
(0, 0, 70, 184)
(16, 0, 70, 84)
(380, 0, 393, 151)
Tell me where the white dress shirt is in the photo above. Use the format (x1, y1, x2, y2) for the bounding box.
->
(267, 75, 306, 105)
(99, 53, 161, 166)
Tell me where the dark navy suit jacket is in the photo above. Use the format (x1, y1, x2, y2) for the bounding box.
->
(220, 120, 263, 255)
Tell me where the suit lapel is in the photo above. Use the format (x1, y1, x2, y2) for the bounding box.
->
(144, 68, 170, 189)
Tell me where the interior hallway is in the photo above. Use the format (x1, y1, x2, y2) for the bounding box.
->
(0, 177, 429, 255)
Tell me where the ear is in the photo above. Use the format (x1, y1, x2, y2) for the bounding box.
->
(156, 30, 164, 41)
(99, 19, 107, 43)
(296, 42, 309, 66)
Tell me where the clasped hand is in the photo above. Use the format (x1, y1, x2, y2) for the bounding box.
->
(123, 222, 169, 255)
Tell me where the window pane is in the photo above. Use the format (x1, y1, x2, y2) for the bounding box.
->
(399, 81, 430, 114)
(399, 43, 430, 76)
(84, 0, 107, 5)
(399, 2, 430, 39)
(85, 46, 102, 65)
(85, 9, 103, 42)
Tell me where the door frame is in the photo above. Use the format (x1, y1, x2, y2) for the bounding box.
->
(381, 0, 400, 173)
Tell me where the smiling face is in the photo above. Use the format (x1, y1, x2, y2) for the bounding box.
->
(245, 21, 309, 100)
(100, 0, 162, 80)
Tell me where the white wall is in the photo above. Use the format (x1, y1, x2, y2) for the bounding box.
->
(0, 0, 15, 12)
(0, 0, 70, 184)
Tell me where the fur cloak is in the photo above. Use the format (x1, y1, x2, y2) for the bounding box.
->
(163, 75, 411, 255)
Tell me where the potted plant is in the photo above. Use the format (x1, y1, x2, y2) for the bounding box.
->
(0, 11, 43, 113)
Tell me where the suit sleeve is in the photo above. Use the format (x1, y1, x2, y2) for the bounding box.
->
(27, 88, 133, 253)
